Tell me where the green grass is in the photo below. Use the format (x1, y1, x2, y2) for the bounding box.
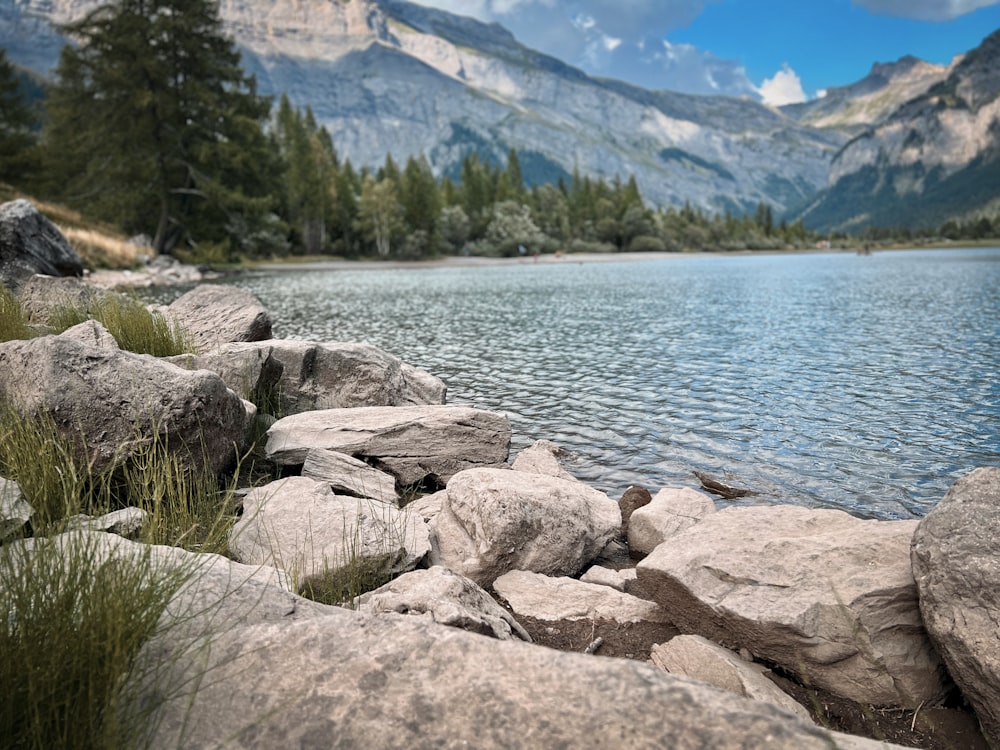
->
(0, 532, 194, 750)
(0, 284, 32, 342)
(47, 293, 196, 356)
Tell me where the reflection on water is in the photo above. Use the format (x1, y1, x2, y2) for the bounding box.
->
(148, 248, 1000, 519)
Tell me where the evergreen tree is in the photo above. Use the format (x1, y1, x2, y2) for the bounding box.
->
(400, 154, 440, 240)
(43, 0, 275, 256)
(0, 50, 38, 183)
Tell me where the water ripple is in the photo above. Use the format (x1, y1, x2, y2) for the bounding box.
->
(143, 248, 1000, 519)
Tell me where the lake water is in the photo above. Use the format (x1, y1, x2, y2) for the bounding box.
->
(151, 248, 1000, 520)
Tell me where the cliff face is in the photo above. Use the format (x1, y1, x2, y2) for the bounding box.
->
(0, 0, 846, 214)
(797, 29, 1000, 231)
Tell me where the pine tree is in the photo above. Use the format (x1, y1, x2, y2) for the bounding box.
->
(0, 50, 38, 183)
(43, 0, 276, 256)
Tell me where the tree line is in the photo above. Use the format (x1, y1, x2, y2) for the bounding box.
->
(1, 0, 994, 261)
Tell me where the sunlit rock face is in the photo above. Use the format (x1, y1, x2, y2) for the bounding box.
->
(797, 29, 1000, 231)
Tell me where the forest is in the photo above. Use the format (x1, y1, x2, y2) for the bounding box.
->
(0, 0, 994, 263)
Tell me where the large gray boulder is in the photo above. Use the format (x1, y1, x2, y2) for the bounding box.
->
(266, 405, 511, 486)
(0, 200, 83, 286)
(0, 326, 246, 474)
(494, 569, 671, 625)
(139, 603, 905, 749)
(357, 565, 531, 641)
(627, 487, 716, 557)
(162, 284, 272, 350)
(430, 468, 621, 587)
(229, 476, 430, 599)
(650, 635, 813, 723)
(911, 467, 1000, 746)
(636, 504, 950, 707)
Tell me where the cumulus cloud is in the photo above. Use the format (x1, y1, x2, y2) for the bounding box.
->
(757, 63, 807, 106)
(852, 0, 1000, 21)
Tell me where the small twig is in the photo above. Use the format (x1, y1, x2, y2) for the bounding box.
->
(584, 637, 604, 655)
(910, 701, 924, 732)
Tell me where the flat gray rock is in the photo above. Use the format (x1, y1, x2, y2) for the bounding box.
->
(651, 634, 812, 722)
(494, 569, 671, 624)
(265, 405, 511, 486)
(636, 504, 950, 707)
(911, 467, 1000, 746)
(302, 448, 400, 506)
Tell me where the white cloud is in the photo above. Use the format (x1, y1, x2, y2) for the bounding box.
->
(852, 0, 1000, 21)
(816, 88, 828, 99)
(757, 63, 807, 106)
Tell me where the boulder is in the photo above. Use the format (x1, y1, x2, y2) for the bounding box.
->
(405, 490, 446, 523)
(0, 476, 30, 538)
(429, 468, 620, 587)
(246, 339, 446, 414)
(140, 603, 906, 749)
(511, 439, 576, 481)
(619, 485, 652, 536)
(16, 274, 98, 324)
(0, 327, 247, 474)
(162, 284, 272, 350)
(301, 448, 400, 506)
(636, 505, 950, 707)
(266, 405, 511, 486)
(65, 507, 148, 538)
(494, 569, 671, 625)
(911, 467, 1000, 745)
(165, 342, 284, 406)
(57, 319, 119, 349)
(650, 635, 812, 723)
(628, 487, 716, 557)
(0, 200, 83, 286)
(356, 565, 531, 641)
(580, 564, 637, 592)
(229, 476, 431, 599)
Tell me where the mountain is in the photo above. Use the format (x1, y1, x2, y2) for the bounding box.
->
(797, 29, 1000, 232)
(782, 56, 948, 134)
(0, 0, 845, 215)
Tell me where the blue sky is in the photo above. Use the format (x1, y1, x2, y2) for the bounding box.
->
(410, 0, 1000, 104)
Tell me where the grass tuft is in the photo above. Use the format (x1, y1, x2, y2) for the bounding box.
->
(0, 284, 32, 343)
(48, 293, 196, 357)
(0, 532, 193, 750)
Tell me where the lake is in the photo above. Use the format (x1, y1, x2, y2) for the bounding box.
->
(150, 248, 1000, 520)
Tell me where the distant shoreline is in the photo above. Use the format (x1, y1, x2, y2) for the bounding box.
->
(242, 247, 858, 273)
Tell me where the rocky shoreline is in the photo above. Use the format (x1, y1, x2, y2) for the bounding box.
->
(2, 200, 998, 749)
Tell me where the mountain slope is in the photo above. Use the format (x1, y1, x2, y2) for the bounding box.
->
(0, 0, 845, 214)
(797, 29, 1000, 232)
(782, 56, 948, 134)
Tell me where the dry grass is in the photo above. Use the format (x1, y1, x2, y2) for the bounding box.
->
(61, 227, 143, 270)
